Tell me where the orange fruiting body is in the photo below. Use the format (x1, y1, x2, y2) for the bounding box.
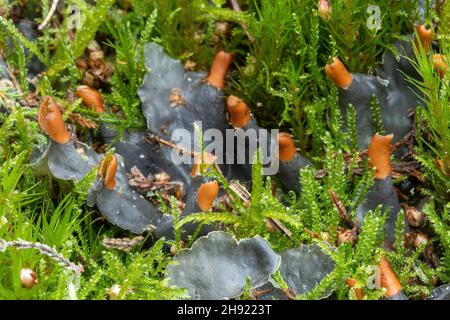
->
(379, 256, 402, 298)
(433, 54, 448, 77)
(415, 25, 432, 54)
(325, 57, 353, 89)
(197, 180, 219, 211)
(368, 134, 393, 179)
(277, 133, 297, 162)
(38, 96, 71, 144)
(346, 278, 364, 300)
(206, 51, 233, 89)
(226, 95, 251, 128)
(98, 154, 118, 190)
(75, 85, 105, 113)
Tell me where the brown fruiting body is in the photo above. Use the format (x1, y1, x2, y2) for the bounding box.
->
(368, 134, 393, 179)
(226, 95, 251, 128)
(405, 206, 426, 228)
(213, 22, 231, 44)
(415, 25, 432, 53)
(379, 256, 402, 298)
(197, 180, 219, 211)
(76, 40, 114, 88)
(75, 85, 105, 113)
(206, 51, 233, 89)
(405, 232, 429, 249)
(337, 229, 357, 245)
(325, 57, 353, 89)
(318, 0, 332, 21)
(20, 268, 38, 289)
(98, 154, 118, 190)
(277, 133, 297, 162)
(38, 96, 71, 144)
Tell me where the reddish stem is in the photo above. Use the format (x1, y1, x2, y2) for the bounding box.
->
(206, 51, 233, 89)
(325, 57, 353, 89)
(226, 95, 251, 128)
(368, 134, 393, 179)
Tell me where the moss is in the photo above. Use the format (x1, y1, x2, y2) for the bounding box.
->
(439, 0, 450, 36)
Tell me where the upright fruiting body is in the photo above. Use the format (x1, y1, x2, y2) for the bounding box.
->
(277, 133, 296, 162)
(226, 95, 251, 128)
(433, 54, 448, 77)
(206, 51, 233, 89)
(275, 132, 312, 193)
(346, 278, 364, 300)
(327, 25, 424, 152)
(20, 268, 38, 289)
(379, 256, 403, 298)
(325, 57, 353, 89)
(75, 85, 105, 113)
(415, 25, 432, 53)
(368, 134, 393, 179)
(355, 134, 402, 242)
(33, 97, 93, 181)
(98, 154, 118, 190)
(88, 154, 169, 234)
(197, 180, 219, 211)
(38, 96, 70, 144)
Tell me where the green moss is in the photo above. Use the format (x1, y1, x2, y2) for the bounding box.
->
(439, 0, 450, 36)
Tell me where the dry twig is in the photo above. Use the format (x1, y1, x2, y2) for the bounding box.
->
(38, 0, 60, 30)
(328, 189, 355, 228)
(102, 236, 145, 253)
(0, 238, 83, 273)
